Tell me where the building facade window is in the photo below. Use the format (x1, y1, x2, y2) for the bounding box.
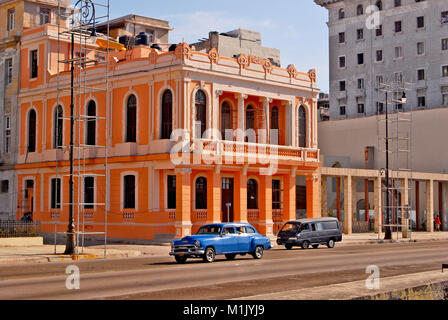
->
(1, 180, 9, 193)
(247, 179, 258, 210)
(376, 1, 383, 11)
(357, 78, 364, 89)
(377, 102, 384, 114)
(357, 5, 363, 16)
(395, 46, 403, 59)
(195, 90, 207, 139)
(357, 28, 364, 40)
(5, 58, 13, 85)
(442, 86, 448, 105)
(50, 178, 61, 209)
(339, 56, 346, 68)
(28, 109, 36, 153)
(298, 105, 307, 148)
(53, 105, 63, 148)
(123, 175, 136, 209)
(417, 16, 425, 29)
(84, 177, 94, 209)
(442, 65, 448, 77)
(417, 69, 425, 81)
(221, 102, 232, 140)
(395, 21, 402, 33)
(376, 25, 383, 37)
(245, 105, 255, 142)
(161, 90, 173, 139)
(338, 8, 345, 20)
(357, 103, 365, 114)
(339, 80, 346, 91)
(338, 32, 345, 44)
(39, 8, 51, 25)
(376, 50, 383, 62)
(340, 106, 346, 116)
(126, 95, 137, 142)
(357, 53, 364, 65)
(86, 100, 96, 145)
(195, 177, 207, 210)
(30, 50, 38, 79)
(442, 11, 448, 24)
(167, 175, 176, 209)
(394, 0, 401, 7)
(417, 42, 425, 55)
(4, 116, 11, 154)
(272, 179, 281, 210)
(270, 106, 279, 145)
(442, 38, 448, 51)
(7, 9, 15, 31)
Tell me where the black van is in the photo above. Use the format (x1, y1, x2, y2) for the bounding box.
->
(276, 218, 342, 250)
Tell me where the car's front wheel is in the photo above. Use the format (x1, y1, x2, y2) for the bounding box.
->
(301, 241, 310, 249)
(327, 239, 335, 248)
(252, 246, 264, 259)
(203, 247, 216, 263)
(225, 254, 236, 260)
(175, 255, 187, 264)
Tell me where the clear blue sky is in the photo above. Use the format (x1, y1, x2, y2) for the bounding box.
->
(109, 0, 329, 92)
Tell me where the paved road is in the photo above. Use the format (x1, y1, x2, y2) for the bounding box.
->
(0, 241, 447, 300)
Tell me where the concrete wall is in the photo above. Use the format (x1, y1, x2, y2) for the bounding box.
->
(319, 108, 448, 174)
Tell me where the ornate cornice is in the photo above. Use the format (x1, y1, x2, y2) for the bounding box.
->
(314, 0, 344, 7)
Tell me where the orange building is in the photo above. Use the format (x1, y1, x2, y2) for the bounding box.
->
(16, 23, 321, 241)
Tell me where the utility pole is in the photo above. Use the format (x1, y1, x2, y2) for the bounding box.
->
(384, 90, 392, 240)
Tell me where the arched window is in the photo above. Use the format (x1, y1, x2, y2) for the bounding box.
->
(126, 95, 137, 143)
(357, 4, 363, 15)
(195, 90, 207, 139)
(123, 175, 135, 209)
(28, 109, 36, 153)
(86, 100, 96, 146)
(376, 0, 382, 11)
(53, 105, 63, 148)
(221, 102, 232, 140)
(298, 106, 307, 148)
(247, 179, 258, 210)
(195, 177, 207, 209)
(270, 106, 279, 145)
(338, 8, 345, 20)
(161, 90, 173, 139)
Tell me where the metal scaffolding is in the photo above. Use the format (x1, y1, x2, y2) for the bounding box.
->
(54, 0, 111, 256)
(376, 78, 414, 240)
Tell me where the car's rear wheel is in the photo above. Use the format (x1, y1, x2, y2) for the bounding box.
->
(225, 254, 236, 260)
(285, 244, 293, 250)
(301, 241, 310, 249)
(327, 239, 335, 248)
(312, 244, 319, 249)
(203, 247, 216, 263)
(175, 255, 187, 264)
(252, 246, 264, 259)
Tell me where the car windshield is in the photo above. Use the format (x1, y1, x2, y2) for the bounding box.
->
(280, 223, 301, 233)
(196, 225, 222, 235)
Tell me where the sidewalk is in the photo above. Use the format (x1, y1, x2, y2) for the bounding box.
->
(236, 270, 448, 300)
(341, 231, 448, 245)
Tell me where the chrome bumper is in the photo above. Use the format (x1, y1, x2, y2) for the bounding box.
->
(169, 248, 205, 256)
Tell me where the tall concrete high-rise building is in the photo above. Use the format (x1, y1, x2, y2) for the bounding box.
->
(315, 0, 448, 120)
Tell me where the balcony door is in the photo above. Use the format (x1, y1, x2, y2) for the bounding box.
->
(221, 178, 234, 222)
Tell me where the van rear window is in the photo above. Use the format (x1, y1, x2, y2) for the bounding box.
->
(323, 221, 338, 230)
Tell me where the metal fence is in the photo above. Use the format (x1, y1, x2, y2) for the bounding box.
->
(0, 221, 41, 238)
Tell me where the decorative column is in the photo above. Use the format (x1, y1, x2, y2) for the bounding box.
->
(426, 180, 434, 232)
(321, 176, 328, 217)
(260, 97, 272, 144)
(283, 169, 296, 221)
(402, 178, 410, 238)
(343, 176, 353, 235)
(175, 168, 192, 238)
(442, 182, 448, 231)
(374, 176, 382, 235)
(306, 174, 320, 219)
(208, 169, 221, 223)
(214, 90, 223, 139)
(259, 175, 273, 237)
(289, 101, 296, 147)
(234, 170, 248, 223)
(236, 93, 248, 142)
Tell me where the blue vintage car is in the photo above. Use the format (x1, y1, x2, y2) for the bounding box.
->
(169, 223, 272, 263)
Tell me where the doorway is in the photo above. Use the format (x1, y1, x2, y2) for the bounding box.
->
(222, 178, 234, 222)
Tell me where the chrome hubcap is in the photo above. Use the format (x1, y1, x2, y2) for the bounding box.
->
(206, 250, 214, 261)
